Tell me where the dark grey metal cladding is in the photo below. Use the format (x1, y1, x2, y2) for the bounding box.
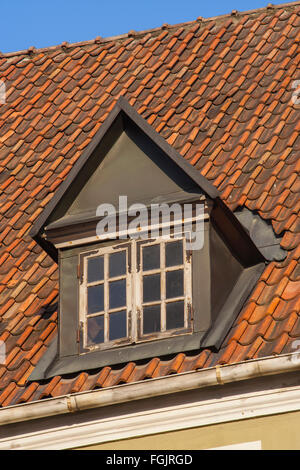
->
(64, 127, 202, 220)
(210, 224, 243, 325)
(30, 96, 219, 261)
(30, 331, 206, 381)
(59, 251, 79, 357)
(46, 192, 203, 231)
(192, 222, 211, 332)
(202, 262, 265, 350)
(234, 207, 287, 261)
(45, 194, 205, 246)
(211, 199, 265, 267)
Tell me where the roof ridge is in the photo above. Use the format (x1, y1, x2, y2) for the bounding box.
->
(1, 0, 299, 58)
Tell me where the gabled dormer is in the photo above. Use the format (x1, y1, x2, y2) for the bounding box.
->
(29, 97, 265, 380)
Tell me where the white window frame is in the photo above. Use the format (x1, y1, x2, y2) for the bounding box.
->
(79, 244, 132, 351)
(137, 237, 192, 342)
(79, 236, 192, 353)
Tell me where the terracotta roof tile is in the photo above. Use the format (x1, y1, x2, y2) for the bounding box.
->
(0, 1, 299, 407)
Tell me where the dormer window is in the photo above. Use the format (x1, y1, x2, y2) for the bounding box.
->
(79, 237, 192, 353)
(28, 97, 265, 382)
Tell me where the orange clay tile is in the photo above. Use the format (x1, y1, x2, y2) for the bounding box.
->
(0, 2, 299, 407)
(94, 367, 112, 388)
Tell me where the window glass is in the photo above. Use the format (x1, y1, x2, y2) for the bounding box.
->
(166, 301, 185, 330)
(139, 238, 188, 337)
(165, 240, 183, 267)
(166, 269, 184, 299)
(83, 238, 190, 349)
(87, 315, 104, 345)
(109, 279, 126, 309)
(142, 244, 160, 271)
(143, 273, 161, 302)
(85, 247, 129, 347)
(109, 310, 127, 341)
(87, 256, 104, 283)
(87, 284, 104, 314)
(143, 304, 161, 334)
(109, 251, 126, 278)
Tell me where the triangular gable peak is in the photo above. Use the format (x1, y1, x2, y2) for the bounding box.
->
(31, 97, 218, 255)
(30, 97, 262, 267)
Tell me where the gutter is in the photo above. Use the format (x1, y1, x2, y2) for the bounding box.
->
(1, 352, 300, 427)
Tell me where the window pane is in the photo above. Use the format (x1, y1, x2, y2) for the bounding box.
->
(109, 279, 126, 309)
(88, 284, 104, 314)
(87, 315, 104, 345)
(109, 250, 126, 278)
(143, 273, 161, 303)
(87, 256, 104, 283)
(165, 240, 183, 267)
(143, 304, 161, 334)
(142, 244, 160, 271)
(166, 269, 184, 299)
(109, 310, 127, 341)
(166, 301, 185, 330)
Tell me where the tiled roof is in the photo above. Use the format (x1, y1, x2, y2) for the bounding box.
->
(0, 1, 299, 407)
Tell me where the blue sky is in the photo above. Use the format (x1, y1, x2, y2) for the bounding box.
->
(1, 0, 287, 53)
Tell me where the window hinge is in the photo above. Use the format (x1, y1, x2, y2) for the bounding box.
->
(186, 250, 192, 263)
(77, 322, 83, 343)
(77, 264, 83, 284)
(188, 303, 194, 322)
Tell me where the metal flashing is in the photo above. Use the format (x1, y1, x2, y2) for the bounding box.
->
(235, 208, 287, 261)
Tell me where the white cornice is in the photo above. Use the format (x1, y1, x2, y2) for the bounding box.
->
(1, 353, 300, 448)
(1, 380, 300, 449)
(2, 351, 300, 430)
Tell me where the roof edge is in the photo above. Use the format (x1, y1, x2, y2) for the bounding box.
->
(1, 1, 299, 57)
(1, 352, 300, 426)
